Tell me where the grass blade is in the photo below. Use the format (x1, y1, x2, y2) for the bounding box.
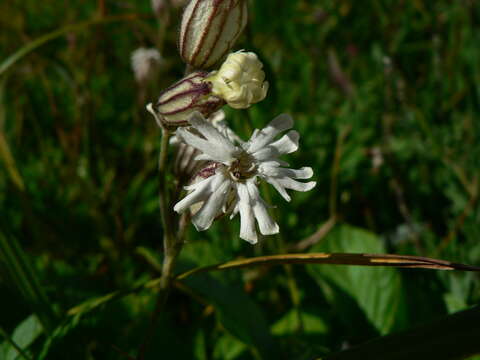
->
(176, 253, 480, 280)
(62, 252, 480, 321)
(0, 231, 58, 333)
(0, 14, 142, 77)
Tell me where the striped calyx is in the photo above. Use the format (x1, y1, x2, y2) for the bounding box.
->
(179, 0, 248, 69)
(148, 71, 224, 128)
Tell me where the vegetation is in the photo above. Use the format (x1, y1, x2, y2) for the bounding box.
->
(1, 0, 479, 359)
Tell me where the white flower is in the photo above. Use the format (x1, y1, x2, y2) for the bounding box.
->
(206, 51, 269, 109)
(169, 110, 230, 180)
(173, 112, 316, 243)
(131, 47, 162, 84)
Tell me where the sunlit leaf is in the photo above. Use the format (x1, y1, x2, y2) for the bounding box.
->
(306, 225, 406, 334)
(2, 315, 42, 360)
(272, 310, 328, 336)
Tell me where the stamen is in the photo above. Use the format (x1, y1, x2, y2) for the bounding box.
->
(227, 152, 257, 181)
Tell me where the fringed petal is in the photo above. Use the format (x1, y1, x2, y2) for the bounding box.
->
(245, 114, 293, 153)
(192, 179, 231, 231)
(237, 183, 258, 243)
(247, 182, 279, 236)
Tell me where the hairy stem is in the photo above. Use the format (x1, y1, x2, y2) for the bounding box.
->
(158, 127, 173, 244)
(137, 127, 184, 360)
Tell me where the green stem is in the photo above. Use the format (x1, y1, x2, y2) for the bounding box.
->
(137, 127, 184, 360)
(158, 128, 174, 246)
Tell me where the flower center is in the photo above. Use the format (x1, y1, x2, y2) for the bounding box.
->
(227, 151, 257, 181)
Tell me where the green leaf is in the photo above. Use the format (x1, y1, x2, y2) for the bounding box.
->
(3, 315, 42, 360)
(181, 271, 278, 359)
(324, 306, 480, 360)
(213, 334, 248, 360)
(0, 230, 57, 332)
(306, 225, 407, 334)
(272, 310, 328, 336)
(193, 331, 208, 360)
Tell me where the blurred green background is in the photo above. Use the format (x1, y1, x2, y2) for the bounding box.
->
(1, 0, 480, 359)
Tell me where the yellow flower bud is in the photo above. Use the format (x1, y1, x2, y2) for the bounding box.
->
(179, 0, 248, 69)
(206, 51, 269, 109)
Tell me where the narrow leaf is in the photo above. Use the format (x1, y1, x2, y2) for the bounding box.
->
(0, 14, 142, 77)
(176, 252, 480, 280)
(0, 231, 57, 332)
(324, 306, 480, 360)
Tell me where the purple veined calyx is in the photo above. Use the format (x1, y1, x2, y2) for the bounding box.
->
(146, 71, 225, 128)
(179, 0, 248, 69)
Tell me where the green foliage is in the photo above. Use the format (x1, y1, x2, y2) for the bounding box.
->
(0, 315, 42, 360)
(1, 0, 479, 359)
(307, 225, 407, 335)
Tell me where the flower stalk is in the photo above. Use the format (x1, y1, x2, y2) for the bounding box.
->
(138, 126, 184, 360)
(157, 125, 185, 290)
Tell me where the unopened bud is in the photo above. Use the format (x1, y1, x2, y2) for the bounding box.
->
(179, 0, 248, 69)
(206, 51, 268, 109)
(147, 71, 224, 127)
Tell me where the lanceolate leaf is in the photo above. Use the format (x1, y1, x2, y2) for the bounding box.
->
(61, 249, 480, 329)
(175, 251, 480, 280)
(45, 240, 479, 358)
(324, 305, 480, 360)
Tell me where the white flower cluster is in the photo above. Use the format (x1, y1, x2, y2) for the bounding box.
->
(146, 0, 315, 244)
(173, 113, 316, 243)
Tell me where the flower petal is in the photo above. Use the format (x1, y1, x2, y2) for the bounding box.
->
(264, 177, 292, 202)
(268, 130, 299, 155)
(176, 113, 238, 163)
(173, 175, 219, 213)
(194, 153, 217, 162)
(236, 183, 258, 243)
(245, 114, 293, 153)
(260, 160, 290, 168)
(176, 128, 224, 161)
(192, 178, 231, 231)
(188, 112, 239, 156)
(229, 202, 240, 219)
(277, 177, 317, 192)
(260, 166, 314, 180)
(247, 181, 279, 236)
